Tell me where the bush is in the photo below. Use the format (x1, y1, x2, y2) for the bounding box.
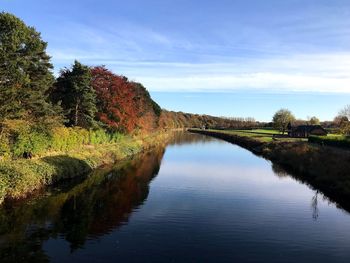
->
(0, 120, 51, 157)
(12, 130, 51, 157)
(309, 135, 350, 148)
(51, 127, 90, 152)
(0, 135, 10, 159)
(0, 120, 124, 158)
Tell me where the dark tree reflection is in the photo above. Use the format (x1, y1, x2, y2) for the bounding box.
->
(271, 163, 289, 178)
(311, 191, 319, 221)
(0, 147, 165, 262)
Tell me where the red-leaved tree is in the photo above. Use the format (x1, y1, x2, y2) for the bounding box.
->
(91, 66, 160, 133)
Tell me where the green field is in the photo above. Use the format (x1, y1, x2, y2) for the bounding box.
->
(209, 129, 349, 147)
(209, 129, 305, 143)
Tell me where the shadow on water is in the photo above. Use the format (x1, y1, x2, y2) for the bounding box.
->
(0, 146, 166, 263)
(271, 162, 350, 216)
(41, 155, 93, 180)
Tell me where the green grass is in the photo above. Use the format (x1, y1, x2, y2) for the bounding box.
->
(309, 134, 350, 148)
(327, 133, 343, 138)
(226, 130, 274, 142)
(237, 129, 281, 135)
(207, 129, 305, 143)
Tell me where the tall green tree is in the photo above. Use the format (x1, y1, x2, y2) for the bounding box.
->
(0, 12, 57, 122)
(50, 61, 97, 128)
(272, 108, 295, 134)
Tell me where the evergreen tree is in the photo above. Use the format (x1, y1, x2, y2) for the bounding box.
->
(0, 12, 58, 122)
(50, 61, 97, 128)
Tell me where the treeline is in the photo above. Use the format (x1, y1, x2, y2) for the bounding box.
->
(159, 111, 258, 130)
(48, 62, 162, 133)
(0, 12, 165, 158)
(0, 12, 256, 159)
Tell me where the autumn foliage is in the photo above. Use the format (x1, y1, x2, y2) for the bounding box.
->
(91, 66, 161, 133)
(158, 110, 257, 130)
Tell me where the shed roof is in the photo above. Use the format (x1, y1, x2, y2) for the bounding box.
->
(292, 125, 326, 133)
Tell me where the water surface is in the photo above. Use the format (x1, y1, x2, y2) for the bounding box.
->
(1, 132, 350, 262)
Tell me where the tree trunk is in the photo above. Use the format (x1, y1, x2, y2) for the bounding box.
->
(74, 99, 80, 126)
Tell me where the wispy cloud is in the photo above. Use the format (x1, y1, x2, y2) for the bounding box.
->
(37, 1, 350, 94)
(92, 53, 350, 93)
(138, 73, 350, 93)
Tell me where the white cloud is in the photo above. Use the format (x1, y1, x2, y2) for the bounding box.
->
(100, 53, 350, 93)
(46, 20, 350, 94)
(139, 73, 350, 93)
(49, 50, 350, 93)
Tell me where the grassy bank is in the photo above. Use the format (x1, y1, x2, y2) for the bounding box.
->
(0, 131, 172, 204)
(309, 134, 350, 148)
(214, 129, 307, 143)
(189, 129, 350, 210)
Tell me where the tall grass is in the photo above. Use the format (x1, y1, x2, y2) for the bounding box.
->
(0, 120, 125, 159)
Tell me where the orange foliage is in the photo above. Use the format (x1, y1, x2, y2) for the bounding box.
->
(91, 66, 160, 133)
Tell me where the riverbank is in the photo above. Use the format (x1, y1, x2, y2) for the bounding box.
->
(0, 131, 172, 204)
(189, 129, 350, 210)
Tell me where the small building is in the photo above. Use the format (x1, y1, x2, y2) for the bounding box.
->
(289, 125, 327, 138)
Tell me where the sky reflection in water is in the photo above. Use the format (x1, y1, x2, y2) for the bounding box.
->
(1, 133, 350, 263)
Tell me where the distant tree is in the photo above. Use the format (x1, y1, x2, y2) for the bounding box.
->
(272, 109, 295, 134)
(339, 105, 350, 119)
(336, 105, 350, 135)
(293, 119, 307, 126)
(333, 115, 348, 127)
(340, 124, 350, 136)
(308, 116, 320, 125)
(0, 12, 58, 122)
(50, 61, 97, 128)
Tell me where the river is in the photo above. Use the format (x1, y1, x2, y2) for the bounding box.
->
(1, 132, 350, 262)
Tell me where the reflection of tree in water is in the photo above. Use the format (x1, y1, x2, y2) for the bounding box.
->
(167, 131, 215, 146)
(271, 163, 289, 178)
(271, 158, 350, 219)
(272, 163, 321, 221)
(0, 147, 165, 262)
(311, 191, 319, 220)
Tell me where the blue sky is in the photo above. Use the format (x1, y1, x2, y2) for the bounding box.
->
(2, 0, 350, 121)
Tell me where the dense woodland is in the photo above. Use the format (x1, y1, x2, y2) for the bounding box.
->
(0, 12, 257, 159)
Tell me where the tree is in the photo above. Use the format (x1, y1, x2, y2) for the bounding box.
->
(91, 66, 160, 133)
(333, 115, 348, 127)
(91, 66, 135, 132)
(0, 12, 58, 122)
(339, 105, 350, 119)
(272, 109, 295, 134)
(336, 105, 350, 135)
(50, 61, 97, 128)
(308, 116, 320, 125)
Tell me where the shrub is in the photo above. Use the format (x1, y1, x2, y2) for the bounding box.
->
(0, 120, 51, 157)
(0, 120, 125, 158)
(309, 135, 350, 148)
